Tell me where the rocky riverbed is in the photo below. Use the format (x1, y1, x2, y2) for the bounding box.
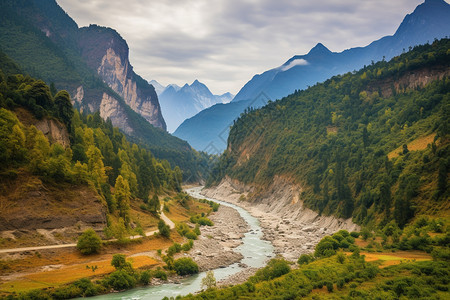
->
(202, 177, 359, 262)
(177, 205, 249, 271)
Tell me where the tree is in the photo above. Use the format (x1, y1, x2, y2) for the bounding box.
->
(86, 145, 107, 187)
(77, 229, 102, 255)
(158, 220, 170, 238)
(114, 175, 131, 223)
(54, 90, 74, 130)
(173, 257, 199, 275)
(201, 271, 216, 290)
(111, 254, 128, 270)
(148, 194, 160, 213)
(25, 80, 53, 111)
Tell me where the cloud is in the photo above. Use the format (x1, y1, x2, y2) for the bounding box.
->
(57, 0, 426, 94)
(279, 59, 309, 72)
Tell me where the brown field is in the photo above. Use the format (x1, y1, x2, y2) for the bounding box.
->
(388, 133, 436, 159)
(0, 255, 158, 293)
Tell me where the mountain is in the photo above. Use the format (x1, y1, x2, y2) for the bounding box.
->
(149, 79, 166, 95)
(208, 38, 450, 226)
(158, 79, 233, 132)
(175, 0, 450, 153)
(78, 24, 166, 130)
(0, 0, 208, 181)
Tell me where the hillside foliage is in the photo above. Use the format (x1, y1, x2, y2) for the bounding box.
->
(0, 60, 184, 232)
(208, 39, 450, 227)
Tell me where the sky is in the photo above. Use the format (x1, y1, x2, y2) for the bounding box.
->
(57, 0, 428, 95)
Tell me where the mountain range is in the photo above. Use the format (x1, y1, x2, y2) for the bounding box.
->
(154, 79, 233, 132)
(174, 0, 450, 153)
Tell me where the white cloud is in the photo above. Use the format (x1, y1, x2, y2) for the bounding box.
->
(57, 0, 428, 94)
(279, 59, 309, 72)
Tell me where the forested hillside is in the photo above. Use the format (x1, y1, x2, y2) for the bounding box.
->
(208, 39, 450, 228)
(0, 0, 210, 182)
(0, 54, 182, 239)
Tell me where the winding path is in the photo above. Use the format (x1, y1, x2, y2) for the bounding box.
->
(0, 206, 174, 254)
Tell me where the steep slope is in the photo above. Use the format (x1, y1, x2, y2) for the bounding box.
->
(78, 25, 165, 130)
(175, 0, 450, 153)
(159, 80, 233, 132)
(0, 0, 207, 180)
(0, 59, 184, 246)
(208, 39, 450, 227)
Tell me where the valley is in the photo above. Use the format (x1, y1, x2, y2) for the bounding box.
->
(0, 0, 449, 299)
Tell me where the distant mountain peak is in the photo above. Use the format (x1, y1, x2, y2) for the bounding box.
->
(308, 43, 332, 55)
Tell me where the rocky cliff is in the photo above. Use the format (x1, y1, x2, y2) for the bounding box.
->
(14, 108, 70, 148)
(78, 25, 166, 131)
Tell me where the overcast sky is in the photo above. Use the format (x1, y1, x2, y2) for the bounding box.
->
(57, 0, 428, 95)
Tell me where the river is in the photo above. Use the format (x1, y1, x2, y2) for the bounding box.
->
(86, 186, 274, 300)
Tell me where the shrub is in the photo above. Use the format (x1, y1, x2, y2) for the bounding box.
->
(337, 279, 345, 289)
(111, 254, 127, 270)
(182, 239, 194, 251)
(106, 269, 137, 290)
(158, 220, 171, 238)
(167, 243, 182, 256)
(361, 228, 372, 241)
(339, 239, 350, 249)
(154, 268, 167, 280)
(76, 229, 102, 255)
(336, 230, 350, 237)
(173, 257, 199, 275)
(193, 224, 201, 235)
(251, 258, 290, 282)
(326, 281, 333, 292)
(315, 236, 339, 257)
(336, 252, 346, 264)
(332, 233, 344, 242)
(431, 248, 450, 261)
(190, 215, 214, 226)
(185, 230, 198, 240)
(140, 270, 151, 285)
(176, 223, 190, 236)
(298, 254, 314, 265)
(350, 231, 360, 238)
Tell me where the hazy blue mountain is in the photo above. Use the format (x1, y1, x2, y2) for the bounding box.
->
(174, 99, 255, 154)
(233, 0, 450, 102)
(159, 80, 233, 132)
(174, 0, 450, 153)
(149, 80, 166, 95)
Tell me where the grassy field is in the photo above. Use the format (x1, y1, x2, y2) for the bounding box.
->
(387, 133, 436, 159)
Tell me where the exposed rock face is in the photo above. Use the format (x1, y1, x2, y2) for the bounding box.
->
(203, 176, 359, 261)
(14, 108, 70, 148)
(99, 92, 133, 134)
(367, 66, 450, 98)
(78, 25, 166, 131)
(34, 118, 70, 148)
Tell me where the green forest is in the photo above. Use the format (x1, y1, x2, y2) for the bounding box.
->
(0, 54, 183, 235)
(208, 38, 449, 228)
